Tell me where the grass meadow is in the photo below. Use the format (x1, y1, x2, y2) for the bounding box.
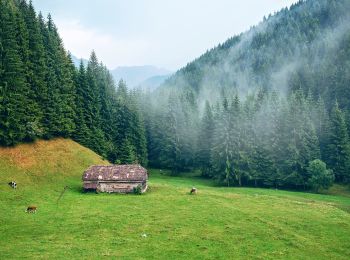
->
(0, 139, 349, 259)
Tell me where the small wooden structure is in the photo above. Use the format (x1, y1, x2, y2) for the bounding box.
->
(82, 165, 148, 193)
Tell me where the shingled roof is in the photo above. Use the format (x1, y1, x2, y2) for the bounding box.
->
(82, 165, 148, 182)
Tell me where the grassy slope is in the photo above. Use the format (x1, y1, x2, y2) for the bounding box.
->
(0, 140, 350, 259)
(0, 138, 109, 185)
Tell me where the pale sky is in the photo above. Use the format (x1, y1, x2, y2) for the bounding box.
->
(32, 0, 298, 70)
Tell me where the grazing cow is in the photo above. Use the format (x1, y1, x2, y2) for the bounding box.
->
(190, 187, 197, 195)
(8, 181, 17, 189)
(26, 206, 37, 213)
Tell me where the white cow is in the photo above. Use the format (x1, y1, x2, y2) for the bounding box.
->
(8, 181, 17, 189)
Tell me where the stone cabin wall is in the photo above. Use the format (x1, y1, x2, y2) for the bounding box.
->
(84, 181, 147, 193)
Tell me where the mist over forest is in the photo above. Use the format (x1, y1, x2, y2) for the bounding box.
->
(139, 0, 350, 189)
(1, 0, 350, 190)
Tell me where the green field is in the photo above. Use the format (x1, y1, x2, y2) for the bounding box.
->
(1, 139, 350, 259)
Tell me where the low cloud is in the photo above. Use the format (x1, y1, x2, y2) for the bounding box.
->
(55, 19, 151, 69)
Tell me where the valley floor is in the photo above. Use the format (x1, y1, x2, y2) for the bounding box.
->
(1, 168, 350, 259)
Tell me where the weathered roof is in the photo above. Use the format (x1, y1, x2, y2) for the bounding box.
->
(82, 165, 148, 182)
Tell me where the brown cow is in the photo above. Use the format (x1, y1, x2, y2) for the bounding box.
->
(26, 206, 37, 213)
(190, 187, 197, 195)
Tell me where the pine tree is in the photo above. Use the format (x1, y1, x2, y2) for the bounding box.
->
(86, 51, 102, 122)
(109, 80, 147, 164)
(39, 15, 75, 138)
(72, 61, 90, 145)
(326, 102, 350, 182)
(99, 66, 115, 142)
(0, 1, 30, 145)
(251, 145, 276, 187)
(128, 91, 148, 165)
(18, 0, 47, 138)
(162, 94, 181, 174)
(117, 138, 137, 164)
(40, 14, 62, 137)
(144, 106, 167, 168)
(211, 95, 238, 186)
(295, 92, 320, 188)
(197, 101, 214, 177)
(230, 95, 245, 186)
(314, 96, 332, 162)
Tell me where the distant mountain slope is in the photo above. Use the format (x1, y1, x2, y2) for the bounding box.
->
(0, 138, 108, 185)
(162, 0, 350, 109)
(69, 56, 171, 90)
(111, 65, 171, 88)
(70, 54, 88, 68)
(137, 74, 171, 91)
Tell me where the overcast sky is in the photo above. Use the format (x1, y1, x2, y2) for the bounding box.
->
(32, 0, 298, 70)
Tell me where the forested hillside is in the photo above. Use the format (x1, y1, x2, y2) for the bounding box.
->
(163, 0, 350, 110)
(1, 0, 350, 191)
(0, 0, 147, 165)
(141, 0, 350, 189)
(1, 1, 350, 258)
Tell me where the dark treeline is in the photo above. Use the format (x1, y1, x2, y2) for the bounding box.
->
(0, 0, 147, 165)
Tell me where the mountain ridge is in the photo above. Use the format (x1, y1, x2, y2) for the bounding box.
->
(70, 55, 171, 90)
(161, 0, 350, 110)
(111, 65, 172, 88)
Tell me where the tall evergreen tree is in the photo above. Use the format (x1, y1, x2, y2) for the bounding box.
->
(0, 1, 30, 145)
(18, 0, 47, 138)
(197, 101, 214, 177)
(326, 102, 350, 182)
(72, 61, 90, 145)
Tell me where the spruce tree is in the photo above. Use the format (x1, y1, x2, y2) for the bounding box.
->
(18, 0, 48, 138)
(211, 96, 237, 186)
(326, 102, 350, 182)
(73, 61, 91, 146)
(0, 1, 30, 145)
(162, 94, 181, 174)
(197, 101, 214, 177)
(230, 95, 244, 186)
(40, 14, 62, 137)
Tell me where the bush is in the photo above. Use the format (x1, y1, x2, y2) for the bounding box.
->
(133, 184, 142, 195)
(307, 159, 334, 192)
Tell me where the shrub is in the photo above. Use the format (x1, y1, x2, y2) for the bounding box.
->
(307, 159, 335, 192)
(133, 184, 142, 195)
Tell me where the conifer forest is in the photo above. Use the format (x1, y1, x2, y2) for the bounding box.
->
(1, 0, 350, 190)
